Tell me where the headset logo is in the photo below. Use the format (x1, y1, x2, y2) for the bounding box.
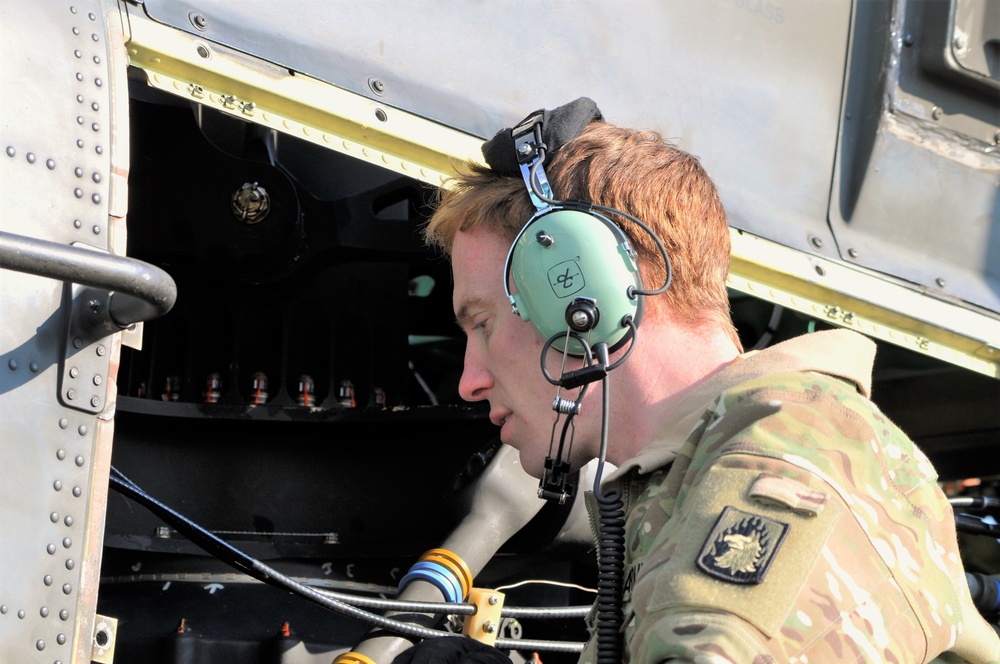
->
(548, 260, 585, 299)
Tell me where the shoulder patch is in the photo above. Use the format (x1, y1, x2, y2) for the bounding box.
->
(696, 506, 789, 584)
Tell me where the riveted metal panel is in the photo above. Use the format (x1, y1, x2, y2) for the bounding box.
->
(0, 1, 128, 662)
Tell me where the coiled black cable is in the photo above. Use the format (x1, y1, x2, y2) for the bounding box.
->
(594, 486, 626, 663)
(592, 350, 626, 663)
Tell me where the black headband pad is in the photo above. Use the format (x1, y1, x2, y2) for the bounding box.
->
(482, 97, 603, 177)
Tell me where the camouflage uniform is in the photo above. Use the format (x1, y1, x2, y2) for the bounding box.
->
(579, 329, 1000, 663)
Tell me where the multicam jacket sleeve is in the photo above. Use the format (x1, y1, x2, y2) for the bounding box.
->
(609, 370, 1000, 664)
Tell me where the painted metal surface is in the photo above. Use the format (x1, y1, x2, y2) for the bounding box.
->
(0, 0, 128, 661)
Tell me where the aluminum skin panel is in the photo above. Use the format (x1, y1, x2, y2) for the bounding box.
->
(0, 0, 128, 661)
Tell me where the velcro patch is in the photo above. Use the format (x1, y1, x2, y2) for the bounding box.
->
(696, 506, 789, 584)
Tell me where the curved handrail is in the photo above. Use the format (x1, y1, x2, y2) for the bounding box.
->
(0, 231, 177, 327)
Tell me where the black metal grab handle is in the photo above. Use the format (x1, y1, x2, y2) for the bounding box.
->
(0, 231, 177, 327)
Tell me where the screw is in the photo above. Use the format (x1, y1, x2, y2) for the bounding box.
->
(190, 13, 207, 30)
(931, 106, 942, 121)
(88, 299, 102, 313)
(809, 235, 823, 250)
(489, 596, 499, 606)
(369, 78, 385, 95)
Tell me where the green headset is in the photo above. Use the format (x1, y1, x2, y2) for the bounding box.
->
(484, 98, 669, 358)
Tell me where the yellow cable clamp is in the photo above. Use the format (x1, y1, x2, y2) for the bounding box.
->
(462, 588, 505, 646)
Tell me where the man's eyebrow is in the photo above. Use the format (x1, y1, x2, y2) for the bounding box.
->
(454, 297, 487, 329)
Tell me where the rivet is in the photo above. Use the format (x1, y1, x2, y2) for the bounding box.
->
(91, 122, 100, 132)
(70, 6, 77, 13)
(74, 49, 82, 58)
(95, 145, 103, 154)
(815, 265, 826, 276)
(90, 396, 100, 407)
(29, 361, 39, 372)
(935, 277, 946, 288)
(74, 188, 83, 198)
(63, 583, 72, 595)
(96, 345, 106, 356)
(72, 486, 82, 497)
(50, 512, 59, 523)
(60, 418, 69, 430)
(0, 606, 5, 614)
(77, 94, 84, 103)
(95, 76, 103, 86)
(5, 146, 14, 157)
(43, 575, 53, 586)
(74, 219, 82, 228)
(54, 480, 63, 491)
(26, 152, 36, 163)
(931, 106, 942, 120)
(65, 514, 75, 525)
(91, 33, 99, 42)
(903, 34, 914, 46)
(66, 389, 77, 400)
(92, 225, 101, 234)
(57, 633, 67, 646)
(76, 139, 84, 148)
(88, 12, 95, 20)
(73, 338, 83, 350)
(7, 359, 17, 370)
(65, 560, 75, 570)
(77, 116, 85, 125)
(75, 167, 83, 177)
(375, 108, 388, 122)
(56, 449, 66, 460)
(35, 639, 45, 651)
(47, 544, 56, 554)
(69, 367, 79, 378)
(93, 375, 102, 385)
(93, 55, 101, 64)
(60, 610, 69, 620)
(92, 172, 101, 183)
(40, 607, 49, 618)
(46, 158, 56, 170)
(91, 102, 99, 112)
(993, 130, 1000, 145)
(72, 27, 80, 35)
(17, 609, 25, 619)
(92, 193, 101, 204)
(63, 538, 71, 548)
(77, 425, 87, 435)
(76, 72, 84, 82)
(74, 456, 84, 467)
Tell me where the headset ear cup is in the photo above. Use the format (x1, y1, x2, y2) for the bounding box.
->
(507, 208, 643, 353)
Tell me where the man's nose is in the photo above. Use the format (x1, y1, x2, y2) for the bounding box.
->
(457, 343, 493, 402)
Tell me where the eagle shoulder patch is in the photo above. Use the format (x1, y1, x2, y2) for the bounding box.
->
(696, 506, 789, 584)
